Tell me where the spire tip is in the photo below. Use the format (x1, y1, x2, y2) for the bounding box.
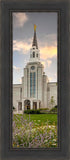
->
(34, 24, 36, 31)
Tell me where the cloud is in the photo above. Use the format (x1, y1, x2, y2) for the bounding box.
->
(38, 34, 57, 60)
(40, 46, 57, 60)
(45, 34, 57, 46)
(38, 34, 57, 47)
(19, 78, 22, 83)
(41, 61, 46, 68)
(47, 60, 52, 67)
(13, 39, 32, 54)
(13, 13, 28, 28)
(49, 77, 53, 82)
(24, 59, 29, 66)
(13, 35, 57, 60)
(54, 73, 57, 78)
(13, 65, 21, 71)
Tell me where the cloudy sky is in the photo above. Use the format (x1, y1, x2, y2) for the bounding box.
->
(13, 12, 57, 84)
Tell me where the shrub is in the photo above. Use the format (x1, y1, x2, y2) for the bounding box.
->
(40, 108, 49, 111)
(50, 106, 57, 113)
(13, 106, 15, 110)
(54, 105, 57, 108)
(24, 109, 40, 114)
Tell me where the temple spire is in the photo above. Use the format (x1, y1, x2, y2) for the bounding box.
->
(29, 24, 40, 62)
(32, 24, 38, 49)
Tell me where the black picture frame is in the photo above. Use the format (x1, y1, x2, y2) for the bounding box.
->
(0, 0, 70, 160)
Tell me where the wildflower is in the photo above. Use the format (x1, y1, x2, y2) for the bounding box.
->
(49, 125, 51, 128)
(17, 144, 19, 147)
(38, 120, 40, 122)
(44, 139, 48, 143)
(53, 139, 56, 142)
(52, 143, 57, 146)
(13, 115, 57, 148)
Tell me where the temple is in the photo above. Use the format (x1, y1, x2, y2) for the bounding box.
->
(13, 25, 57, 113)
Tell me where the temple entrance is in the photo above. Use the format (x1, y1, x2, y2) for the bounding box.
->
(18, 102, 22, 110)
(33, 102, 37, 110)
(24, 100, 30, 110)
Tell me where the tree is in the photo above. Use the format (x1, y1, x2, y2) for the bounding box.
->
(50, 96, 55, 109)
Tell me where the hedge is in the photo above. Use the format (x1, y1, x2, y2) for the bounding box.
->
(24, 109, 40, 114)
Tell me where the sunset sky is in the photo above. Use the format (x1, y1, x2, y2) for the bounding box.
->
(13, 12, 57, 84)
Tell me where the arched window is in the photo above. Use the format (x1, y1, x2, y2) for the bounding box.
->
(36, 54, 38, 57)
(33, 52, 35, 58)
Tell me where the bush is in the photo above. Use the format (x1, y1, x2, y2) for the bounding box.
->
(13, 106, 15, 110)
(54, 105, 57, 108)
(24, 109, 40, 114)
(50, 106, 57, 113)
(40, 108, 49, 111)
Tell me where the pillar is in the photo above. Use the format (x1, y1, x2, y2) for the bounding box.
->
(17, 102, 18, 113)
(22, 99, 25, 111)
(37, 101, 39, 109)
(31, 100, 33, 110)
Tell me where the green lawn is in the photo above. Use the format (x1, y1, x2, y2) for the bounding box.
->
(13, 113, 57, 127)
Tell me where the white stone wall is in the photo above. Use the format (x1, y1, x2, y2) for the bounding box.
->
(47, 82, 57, 109)
(13, 84, 22, 110)
(42, 74, 47, 108)
(29, 46, 40, 62)
(37, 67, 42, 101)
(24, 68, 28, 98)
(22, 76, 24, 98)
(13, 67, 57, 111)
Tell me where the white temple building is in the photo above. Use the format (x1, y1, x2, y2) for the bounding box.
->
(13, 25, 57, 113)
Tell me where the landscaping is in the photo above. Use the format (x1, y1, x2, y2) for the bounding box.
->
(13, 113, 58, 148)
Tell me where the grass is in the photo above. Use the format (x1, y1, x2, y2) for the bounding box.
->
(13, 113, 57, 127)
(13, 113, 58, 148)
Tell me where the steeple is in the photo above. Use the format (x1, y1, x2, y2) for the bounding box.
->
(29, 24, 40, 62)
(32, 24, 38, 49)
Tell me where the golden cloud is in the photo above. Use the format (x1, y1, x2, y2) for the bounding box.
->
(49, 77, 53, 82)
(13, 39, 57, 60)
(40, 46, 57, 60)
(41, 61, 46, 68)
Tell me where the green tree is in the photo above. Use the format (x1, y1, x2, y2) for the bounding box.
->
(50, 96, 55, 108)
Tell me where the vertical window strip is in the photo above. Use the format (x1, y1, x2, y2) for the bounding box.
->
(30, 73, 32, 97)
(34, 72, 36, 97)
(30, 72, 36, 97)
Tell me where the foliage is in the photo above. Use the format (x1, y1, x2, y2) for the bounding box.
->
(50, 106, 57, 113)
(13, 106, 15, 110)
(13, 114, 57, 148)
(50, 96, 55, 108)
(24, 109, 40, 114)
(40, 108, 49, 111)
(54, 105, 57, 108)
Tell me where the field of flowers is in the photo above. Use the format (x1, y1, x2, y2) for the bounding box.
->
(13, 114, 58, 148)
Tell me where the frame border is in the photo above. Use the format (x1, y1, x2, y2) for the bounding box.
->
(10, 9, 60, 151)
(0, 0, 70, 160)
